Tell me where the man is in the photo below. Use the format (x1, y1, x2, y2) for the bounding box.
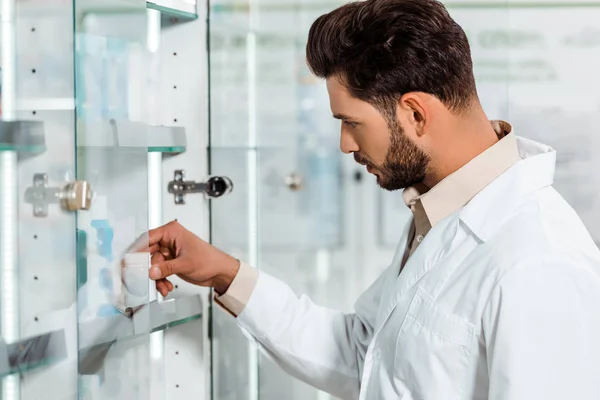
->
(143, 0, 600, 399)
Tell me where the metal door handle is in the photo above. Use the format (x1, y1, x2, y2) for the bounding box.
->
(168, 170, 233, 205)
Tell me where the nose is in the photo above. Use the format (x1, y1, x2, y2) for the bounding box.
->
(340, 128, 359, 154)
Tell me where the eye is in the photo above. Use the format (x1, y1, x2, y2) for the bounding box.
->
(343, 121, 358, 129)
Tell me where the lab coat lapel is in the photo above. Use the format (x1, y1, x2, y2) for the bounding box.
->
(375, 214, 459, 332)
(375, 221, 413, 327)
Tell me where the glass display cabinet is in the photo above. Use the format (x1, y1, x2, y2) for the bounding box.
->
(0, 0, 208, 399)
(1, 0, 600, 399)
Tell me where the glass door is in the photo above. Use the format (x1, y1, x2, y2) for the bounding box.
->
(74, 0, 153, 398)
(209, 1, 352, 400)
(0, 0, 162, 398)
(73, 1, 205, 399)
(2, 0, 205, 398)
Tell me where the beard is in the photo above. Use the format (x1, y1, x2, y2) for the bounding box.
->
(356, 120, 430, 191)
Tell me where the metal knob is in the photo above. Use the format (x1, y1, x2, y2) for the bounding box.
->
(60, 181, 92, 211)
(205, 176, 234, 198)
(284, 173, 304, 191)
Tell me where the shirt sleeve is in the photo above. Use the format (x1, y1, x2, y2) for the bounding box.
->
(214, 262, 258, 317)
(483, 260, 600, 400)
(230, 264, 391, 400)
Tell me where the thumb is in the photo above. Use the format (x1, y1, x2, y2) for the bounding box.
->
(149, 259, 183, 280)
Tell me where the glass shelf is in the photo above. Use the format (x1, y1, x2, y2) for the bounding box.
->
(148, 294, 203, 331)
(0, 121, 46, 154)
(0, 292, 201, 379)
(76, 0, 197, 22)
(78, 295, 202, 353)
(77, 120, 187, 154)
(147, 0, 197, 22)
(0, 330, 67, 379)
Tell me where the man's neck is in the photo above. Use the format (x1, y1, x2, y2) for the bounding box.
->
(423, 110, 499, 188)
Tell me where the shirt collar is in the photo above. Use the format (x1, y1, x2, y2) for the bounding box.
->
(403, 120, 521, 227)
(460, 136, 556, 241)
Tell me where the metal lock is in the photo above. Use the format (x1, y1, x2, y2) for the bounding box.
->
(168, 170, 233, 205)
(24, 174, 93, 217)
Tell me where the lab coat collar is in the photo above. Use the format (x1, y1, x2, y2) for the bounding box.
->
(460, 136, 556, 242)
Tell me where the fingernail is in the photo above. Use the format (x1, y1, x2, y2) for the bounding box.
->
(149, 267, 161, 280)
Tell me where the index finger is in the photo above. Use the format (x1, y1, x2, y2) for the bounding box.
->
(148, 224, 170, 248)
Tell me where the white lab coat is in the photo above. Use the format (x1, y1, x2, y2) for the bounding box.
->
(236, 137, 600, 400)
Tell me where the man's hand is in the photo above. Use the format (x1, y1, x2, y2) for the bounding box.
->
(137, 220, 240, 297)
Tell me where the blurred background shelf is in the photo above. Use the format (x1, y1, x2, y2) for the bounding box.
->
(75, 0, 197, 23)
(0, 120, 46, 154)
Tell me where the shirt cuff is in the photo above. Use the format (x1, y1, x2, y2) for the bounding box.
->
(214, 262, 258, 317)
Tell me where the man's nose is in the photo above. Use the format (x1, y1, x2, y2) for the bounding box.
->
(340, 129, 359, 154)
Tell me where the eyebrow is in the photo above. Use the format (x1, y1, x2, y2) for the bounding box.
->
(333, 113, 354, 121)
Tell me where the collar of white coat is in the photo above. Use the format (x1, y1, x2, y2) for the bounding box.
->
(459, 136, 556, 242)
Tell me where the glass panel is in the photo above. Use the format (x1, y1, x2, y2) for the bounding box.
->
(209, 148, 252, 400)
(73, 0, 152, 398)
(210, 1, 348, 399)
(209, 4, 254, 400)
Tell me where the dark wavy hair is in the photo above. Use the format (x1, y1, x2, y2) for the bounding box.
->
(306, 0, 477, 118)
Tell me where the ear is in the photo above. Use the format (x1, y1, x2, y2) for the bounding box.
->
(398, 92, 429, 137)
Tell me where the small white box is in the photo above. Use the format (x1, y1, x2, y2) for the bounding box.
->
(121, 252, 151, 308)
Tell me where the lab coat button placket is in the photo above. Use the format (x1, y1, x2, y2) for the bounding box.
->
(373, 348, 381, 360)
